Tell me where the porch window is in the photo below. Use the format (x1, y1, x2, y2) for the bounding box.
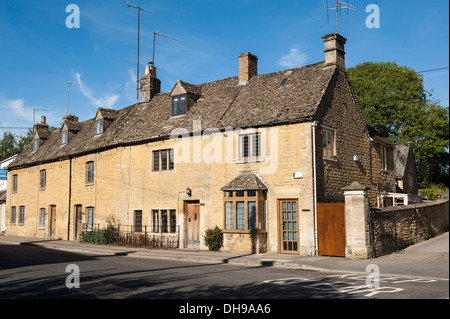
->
(223, 190, 266, 233)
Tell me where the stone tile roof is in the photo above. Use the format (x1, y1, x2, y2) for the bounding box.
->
(9, 61, 342, 169)
(221, 171, 268, 191)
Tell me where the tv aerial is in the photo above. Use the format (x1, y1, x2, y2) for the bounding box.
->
(327, 0, 356, 33)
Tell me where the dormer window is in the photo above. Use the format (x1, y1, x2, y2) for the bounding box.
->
(61, 131, 69, 145)
(172, 95, 186, 116)
(33, 139, 39, 152)
(95, 119, 104, 135)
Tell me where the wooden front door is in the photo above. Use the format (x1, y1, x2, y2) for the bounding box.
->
(49, 206, 56, 238)
(317, 203, 346, 257)
(75, 205, 83, 239)
(186, 201, 200, 248)
(278, 199, 299, 254)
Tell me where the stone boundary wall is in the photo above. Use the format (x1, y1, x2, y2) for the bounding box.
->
(370, 199, 449, 257)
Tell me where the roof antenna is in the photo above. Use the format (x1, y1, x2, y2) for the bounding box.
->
(149, 31, 178, 93)
(66, 81, 82, 115)
(151, 31, 178, 67)
(127, 2, 152, 100)
(327, 0, 356, 33)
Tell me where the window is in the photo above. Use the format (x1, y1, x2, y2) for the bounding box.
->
(153, 149, 174, 171)
(12, 174, 18, 193)
(151, 209, 177, 233)
(19, 206, 25, 224)
(11, 206, 16, 224)
(86, 207, 95, 229)
(134, 210, 143, 233)
(172, 95, 186, 116)
(86, 161, 94, 184)
(224, 190, 266, 232)
(40, 170, 46, 189)
(39, 208, 46, 227)
(33, 139, 39, 152)
(95, 119, 104, 134)
(61, 131, 69, 145)
(323, 128, 335, 159)
(170, 210, 177, 233)
(381, 146, 388, 170)
(152, 210, 159, 233)
(239, 133, 261, 162)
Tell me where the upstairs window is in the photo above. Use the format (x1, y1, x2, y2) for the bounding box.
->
(172, 95, 186, 116)
(381, 146, 388, 170)
(33, 139, 39, 152)
(61, 131, 69, 145)
(238, 133, 261, 162)
(86, 161, 95, 184)
(323, 128, 335, 160)
(95, 119, 104, 134)
(40, 169, 46, 189)
(12, 174, 18, 193)
(153, 149, 174, 171)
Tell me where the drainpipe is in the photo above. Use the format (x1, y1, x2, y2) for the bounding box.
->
(67, 157, 72, 240)
(312, 121, 319, 256)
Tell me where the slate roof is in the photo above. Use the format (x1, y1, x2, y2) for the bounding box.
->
(221, 171, 268, 191)
(10, 61, 340, 170)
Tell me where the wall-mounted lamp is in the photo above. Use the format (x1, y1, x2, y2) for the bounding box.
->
(186, 188, 192, 197)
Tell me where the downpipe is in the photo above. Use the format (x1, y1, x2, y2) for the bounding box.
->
(312, 121, 319, 256)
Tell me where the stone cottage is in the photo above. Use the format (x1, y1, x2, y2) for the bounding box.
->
(6, 33, 399, 256)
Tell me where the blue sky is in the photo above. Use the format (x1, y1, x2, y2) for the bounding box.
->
(0, 0, 448, 135)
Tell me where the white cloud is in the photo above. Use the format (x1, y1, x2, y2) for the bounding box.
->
(74, 72, 120, 108)
(278, 46, 308, 68)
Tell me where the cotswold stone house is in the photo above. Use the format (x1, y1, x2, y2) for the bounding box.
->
(6, 33, 399, 256)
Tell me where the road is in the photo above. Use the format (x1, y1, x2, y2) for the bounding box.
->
(0, 243, 448, 303)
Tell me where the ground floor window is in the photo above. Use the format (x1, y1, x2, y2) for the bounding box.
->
(39, 208, 46, 227)
(134, 210, 143, 233)
(19, 206, 25, 224)
(10, 206, 16, 224)
(152, 209, 177, 233)
(86, 207, 95, 229)
(223, 190, 266, 233)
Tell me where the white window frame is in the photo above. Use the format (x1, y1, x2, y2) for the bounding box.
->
(86, 207, 95, 229)
(61, 131, 69, 145)
(95, 119, 104, 135)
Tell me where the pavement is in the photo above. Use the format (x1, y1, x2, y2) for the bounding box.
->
(0, 232, 448, 280)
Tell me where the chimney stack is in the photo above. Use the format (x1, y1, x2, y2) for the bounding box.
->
(322, 33, 347, 69)
(238, 52, 258, 84)
(140, 64, 161, 103)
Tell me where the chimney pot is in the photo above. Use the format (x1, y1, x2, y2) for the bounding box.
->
(41, 116, 46, 124)
(239, 52, 258, 84)
(322, 33, 347, 69)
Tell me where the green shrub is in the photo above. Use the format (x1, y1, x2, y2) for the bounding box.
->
(420, 184, 449, 201)
(204, 226, 223, 251)
(81, 225, 116, 245)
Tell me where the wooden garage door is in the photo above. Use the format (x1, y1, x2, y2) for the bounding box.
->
(317, 203, 346, 257)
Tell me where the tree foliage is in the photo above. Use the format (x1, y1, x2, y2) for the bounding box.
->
(0, 129, 33, 161)
(348, 62, 449, 187)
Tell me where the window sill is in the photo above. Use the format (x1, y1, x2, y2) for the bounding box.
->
(85, 182, 94, 187)
(323, 157, 338, 163)
(223, 230, 267, 234)
(236, 157, 265, 164)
